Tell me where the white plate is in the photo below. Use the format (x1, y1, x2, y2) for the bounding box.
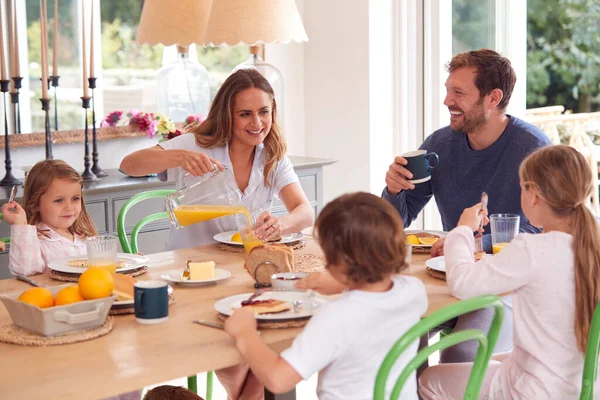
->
(425, 256, 446, 272)
(214, 291, 327, 321)
(47, 253, 149, 275)
(213, 231, 304, 246)
(405, 230, 448, 248)
(160, 268, 232, 286)
(112, 285, 174, 309)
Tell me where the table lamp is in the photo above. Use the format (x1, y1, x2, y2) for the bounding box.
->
(203, 0, 308, 123)
(137, 0, 213, 122)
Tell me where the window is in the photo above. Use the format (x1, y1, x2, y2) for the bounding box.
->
(12, 0, 248, 134)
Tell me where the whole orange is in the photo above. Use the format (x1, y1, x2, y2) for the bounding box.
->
(18, 287, 55, 308)
(78, 267, 114, 300)
(55, 285, 85, 306)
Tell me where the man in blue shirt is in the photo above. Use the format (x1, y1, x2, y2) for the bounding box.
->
(383, 49, 551, 255)
(383, 49, 552, 363)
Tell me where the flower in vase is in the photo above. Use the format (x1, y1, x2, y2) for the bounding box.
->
(156, 115, 176, 135)
(100, 110, 123, 127)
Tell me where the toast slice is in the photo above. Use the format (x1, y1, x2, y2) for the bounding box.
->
(111, 273, 136, 301)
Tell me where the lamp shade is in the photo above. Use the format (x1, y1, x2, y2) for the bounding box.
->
(137, 0, 213, 46)
(203, 0, 308, 46)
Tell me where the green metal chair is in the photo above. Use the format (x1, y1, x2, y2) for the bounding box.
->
(117, 190, 214, 399)
(580, 301, 600, 400)
(374, 295, 504, 400)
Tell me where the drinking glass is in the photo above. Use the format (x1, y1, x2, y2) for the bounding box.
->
(86, 236, 119, 273)
(235, 208, 266, 254)
(490, 214, 520, 254)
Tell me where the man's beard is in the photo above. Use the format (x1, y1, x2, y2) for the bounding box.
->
(450, 98, 487, 133)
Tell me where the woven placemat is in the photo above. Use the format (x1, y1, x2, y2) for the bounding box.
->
(218, 240, 306, 253)
(109, 294, 176, 316)
(49, 266, 148, 282)
(412, 246, 431, 254)
(217, 313, 308, 329)
(293, 254, 326, 273)
(426, 267, 447, 281)
(0, 317, 114, 346)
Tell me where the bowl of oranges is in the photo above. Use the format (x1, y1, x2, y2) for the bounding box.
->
(0, 267, 117, 336)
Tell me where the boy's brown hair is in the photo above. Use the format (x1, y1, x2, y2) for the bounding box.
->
(445, 48, 516, 111)
(315, 192, 407, 284)
(143, 385, 204, 400)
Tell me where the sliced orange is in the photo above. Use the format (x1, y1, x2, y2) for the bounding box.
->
(418, 237, 439, 245)
(406, 235, 420, 245)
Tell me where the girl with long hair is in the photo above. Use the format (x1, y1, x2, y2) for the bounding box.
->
(2, 160, 97, 276)
(419, 145, 600, 399)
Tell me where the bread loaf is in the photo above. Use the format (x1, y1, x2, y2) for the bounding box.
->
(244, 244, 294, 284)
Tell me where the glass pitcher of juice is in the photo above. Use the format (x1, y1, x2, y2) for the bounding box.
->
(165, 168, 263, 253)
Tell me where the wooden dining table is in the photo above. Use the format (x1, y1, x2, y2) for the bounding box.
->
(0, 238, 457, 400)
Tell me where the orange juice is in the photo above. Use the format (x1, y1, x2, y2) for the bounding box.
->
(173, 205, 250, 226)
(91, 263, 117, 273)
(492, 243, 509, 254)
(173, 205, 264, 254)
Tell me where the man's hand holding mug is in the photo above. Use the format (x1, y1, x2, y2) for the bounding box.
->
(386, 150, 439, 195)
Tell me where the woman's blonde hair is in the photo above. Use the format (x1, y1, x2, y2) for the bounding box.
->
(189, 69, 286, 186)
(519, 145, 600, 352)
(23, 160, 97, 238)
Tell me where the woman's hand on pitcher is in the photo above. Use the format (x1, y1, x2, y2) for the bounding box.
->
(181, 151, 223, 177)
(253, 211, 283, 241)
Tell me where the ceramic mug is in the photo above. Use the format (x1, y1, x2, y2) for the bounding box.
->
(134, 280, 169, 324)
(402, 150, 439, 184)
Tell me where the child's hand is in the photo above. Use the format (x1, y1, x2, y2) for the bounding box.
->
(295, 270, 347, 295)
(224, 308, 258, 339)
(1, 201, 27, 225)
(457, 202, 489, 232)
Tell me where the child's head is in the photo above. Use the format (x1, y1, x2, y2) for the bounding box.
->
(315, 192, 407, 286)
(23, 160, 97, 237)
(519, 144, 600, 352)
(143, 385, 203, 400)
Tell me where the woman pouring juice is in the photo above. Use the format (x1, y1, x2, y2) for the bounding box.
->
(120, 69, 314, 252)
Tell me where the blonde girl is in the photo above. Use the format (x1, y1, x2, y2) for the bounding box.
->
(2, 160, 97, 276)
(419, 145, 600, 399)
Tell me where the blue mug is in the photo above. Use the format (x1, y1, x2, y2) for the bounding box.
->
(402, 150, 439, 184)
(134, 280, 169, 324)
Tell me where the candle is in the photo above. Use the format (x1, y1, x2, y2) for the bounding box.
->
(40, 0, 49, 99)
(0, 0, 7, 81)
(81, 0, 89, 98)
(89, 0, 94, 78)
(13, 0, 20, 78)
(52, 0, 58, 77)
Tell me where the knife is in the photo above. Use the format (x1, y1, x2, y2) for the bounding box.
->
(15, 274, 47, 288)
(192, 320, 225, 330)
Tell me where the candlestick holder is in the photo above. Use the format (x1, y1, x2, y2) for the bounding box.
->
(80, 96, 99, 182)
(11, 77, 22, 134)
(40, 98, 52, 160)
(0, 80, 21, 186)
(88, 77, 107, 177)
(50, 76, 60, 131)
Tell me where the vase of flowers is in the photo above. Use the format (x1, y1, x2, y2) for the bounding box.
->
(100, 110, 205, 142)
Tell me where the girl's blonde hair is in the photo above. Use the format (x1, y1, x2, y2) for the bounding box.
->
(23, 160, 97, 238)
(519, 145, 600, 352)
(188, 69, 286, 186)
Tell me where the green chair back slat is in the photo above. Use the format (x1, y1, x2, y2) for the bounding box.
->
(116, 189, 174, 254)
(130, 212, 169, 254)
(374, 294, 504, 400)
(580, 301, 600, 400)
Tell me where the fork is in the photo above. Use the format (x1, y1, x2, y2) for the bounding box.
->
(0, 185, 17, 223)
(475, 192, 488, 239)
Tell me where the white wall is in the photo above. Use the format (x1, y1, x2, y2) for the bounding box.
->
(303, 0, 374, 203)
